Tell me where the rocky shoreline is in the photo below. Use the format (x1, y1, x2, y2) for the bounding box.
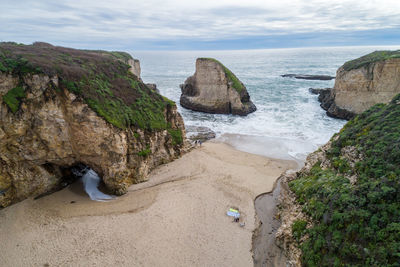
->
(309, 87, 355, 120)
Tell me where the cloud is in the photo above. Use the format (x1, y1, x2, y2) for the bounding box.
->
(1, 0, 400, 49)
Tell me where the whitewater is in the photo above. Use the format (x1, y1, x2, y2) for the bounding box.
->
(135, 46, 400, 161)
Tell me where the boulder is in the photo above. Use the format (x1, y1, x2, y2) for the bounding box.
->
(180, 58, 256, 116)
(308, 87, 331, 95)
(185, 125, 216, 143)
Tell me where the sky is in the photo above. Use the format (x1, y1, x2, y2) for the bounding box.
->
(1, 0, 400, 50)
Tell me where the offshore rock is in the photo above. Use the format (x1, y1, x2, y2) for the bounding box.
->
(0, 42, 186, 207)
(281, 74, 335, 80)
(180, 58, 256, 116)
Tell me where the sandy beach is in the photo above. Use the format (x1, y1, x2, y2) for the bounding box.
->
(0, 142, 297, 267)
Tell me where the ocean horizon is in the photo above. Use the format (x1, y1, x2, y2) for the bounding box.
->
(134, 45, 400, 162)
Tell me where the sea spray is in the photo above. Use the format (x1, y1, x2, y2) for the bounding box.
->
(82, 169, 115, 201)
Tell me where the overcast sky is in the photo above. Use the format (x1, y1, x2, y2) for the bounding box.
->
(1, 0, 400, 50)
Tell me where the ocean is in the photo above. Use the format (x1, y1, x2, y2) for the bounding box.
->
(134, 46, 400, 162)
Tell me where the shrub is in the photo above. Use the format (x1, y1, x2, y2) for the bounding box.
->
(290, 95, 400, 266)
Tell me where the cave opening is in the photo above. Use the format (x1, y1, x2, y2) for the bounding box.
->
(36, 163, 114, 201)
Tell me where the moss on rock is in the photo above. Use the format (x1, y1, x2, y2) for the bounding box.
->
(2, 86, 25, 113)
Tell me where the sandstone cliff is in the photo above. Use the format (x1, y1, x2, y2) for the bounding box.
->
(276, 94, 400, 266)
(323, 50, 400, 119)
(180, 58, 256, 115)
(0, 42, 186, 208)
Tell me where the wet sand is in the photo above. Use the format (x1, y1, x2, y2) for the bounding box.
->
(0, 142, 297, 266)
(253, 179, 291, 267)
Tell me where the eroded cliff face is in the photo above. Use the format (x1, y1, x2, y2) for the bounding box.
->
(0, 72, 185, 207)
(0, 43, 186, 208)
(327, 55, 400, 119)
(180, 58, 256, 115)
(276, 141, 333, 267)
(127, 59, 141, 79)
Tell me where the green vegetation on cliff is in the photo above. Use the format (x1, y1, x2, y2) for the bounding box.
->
(342, 50, 400, 71)
(0, 42, 181, 139)
(289, 94, 400, 266)
(2, 86, 25, 113)
(199, 58, 245, 94)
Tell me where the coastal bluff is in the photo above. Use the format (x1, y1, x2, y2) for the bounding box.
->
(320, 50, 400, 119)
(0, 42, 186, 208)
(180, 58, 256, 115)
(276, 94, 400, 266)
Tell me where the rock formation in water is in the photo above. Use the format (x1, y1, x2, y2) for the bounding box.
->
(281, 74, 335, 80)
(180, 58, 256, 115)
(0, 42, 186, 207)
(320, 50, 400, 119)
(276, 94, 400, 266)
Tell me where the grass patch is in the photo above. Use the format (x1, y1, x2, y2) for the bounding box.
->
(137, 145, 151, 157)
(167, 128, 183, 145)
(2, 86, 25, 113)
(342, 50, 400, 71)
(289, 94, 400, 266)
(198, 58, 245, 94)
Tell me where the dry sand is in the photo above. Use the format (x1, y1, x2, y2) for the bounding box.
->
(0, 142, 297, 267)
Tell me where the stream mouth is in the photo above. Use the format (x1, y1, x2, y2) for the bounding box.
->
(252, 179, 287, 267)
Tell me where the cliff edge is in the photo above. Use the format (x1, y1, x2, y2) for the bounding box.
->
(0, 42, 186, 207)
(322, 50, 400, 119)
(180, 58, 256, 115)
(276, 94, 400, 266)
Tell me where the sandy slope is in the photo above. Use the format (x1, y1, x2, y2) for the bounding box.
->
(0, 142, 297, 267)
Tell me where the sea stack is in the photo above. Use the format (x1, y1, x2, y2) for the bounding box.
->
(320, 50, 400, 119)
(180, 58, 256, 115)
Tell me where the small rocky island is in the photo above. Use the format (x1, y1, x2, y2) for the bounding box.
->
(0, 42, 186, 207)
(311, 50, 400, 119)
(180, 58, 256, 115)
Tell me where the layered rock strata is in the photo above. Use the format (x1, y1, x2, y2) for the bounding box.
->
(0, 42, 186, 207)
(321, 50, 400, 119)
(180, 58, 256, 115)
